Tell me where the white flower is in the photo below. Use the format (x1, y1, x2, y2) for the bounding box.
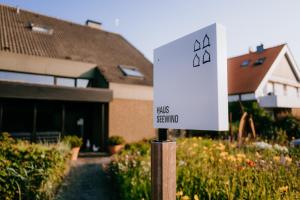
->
(253, 141, 272, 150)
(274, 144, 288, 153)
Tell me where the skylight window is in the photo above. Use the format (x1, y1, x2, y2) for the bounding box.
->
(241, 60, 250, 67)
(254, 57, 266, 66)
(29, 22, 53, 35)
(119, 65, 144, 78)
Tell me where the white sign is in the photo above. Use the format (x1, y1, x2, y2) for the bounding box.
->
(153, 23, 228, 131)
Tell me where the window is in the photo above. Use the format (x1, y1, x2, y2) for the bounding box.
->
(119, 65, 144, 78)
(241, 60, 250, 67)
(0, 71, 54, 85)
(56, 77, 75, 87)
(29, 22, 53, 35)
(76, 79, 89, 88)
(254, 57, 266, 66)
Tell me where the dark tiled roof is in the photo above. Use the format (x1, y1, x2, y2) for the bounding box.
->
(228, 44, 285, 95)
(0, 4, 153, 86)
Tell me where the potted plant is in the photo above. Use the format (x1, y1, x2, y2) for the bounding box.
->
(63, 135, 83, 161)
(108, 136, 125, 155)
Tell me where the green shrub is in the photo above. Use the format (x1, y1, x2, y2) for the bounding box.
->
(108, 136, 125, 146)
(276, 115, 300, 139)
(62, 135, 83, 148)
(109, 138, 300, 200)
(0, 132, 70, 200)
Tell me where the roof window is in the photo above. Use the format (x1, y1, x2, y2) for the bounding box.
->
(254, 57, 266, 66)
(29, 22, 53, 35)
(241, 60, 250, 67)
(119, 65, 144, 78)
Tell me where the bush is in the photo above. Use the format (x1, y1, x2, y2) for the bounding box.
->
(0, 132, 70, 200)
(109, 138, 300, 200)
(62, 135, 83, 148)
(108, 136, 125, 146)
(276, 115, 300, 139)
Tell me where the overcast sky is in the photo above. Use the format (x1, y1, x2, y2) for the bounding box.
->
(1, 0, 300, 64)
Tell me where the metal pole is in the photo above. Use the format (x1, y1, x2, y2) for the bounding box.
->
(61, 104, 65, 137)
(151, 129, 176, 200)
(0, 103, 3, 132)
(32, 103, 37, 142)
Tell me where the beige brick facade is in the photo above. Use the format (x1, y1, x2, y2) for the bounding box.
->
(109, 98, 156, 143)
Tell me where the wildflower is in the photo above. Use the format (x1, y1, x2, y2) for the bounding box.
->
(194, 194, 199, 200)
(181, 195, 190, 200)
(176, 191, 183, 196)
(253, 141, 272, 150)
(273, 156, 280, 163)
(220, 151, 228, 158)
(216, 143, 226, 151)
(279, 186, 288, 193)
(255, 152, 262, 158)
(246, 159, 256, 167)
(227, 155, 236, 162)
(274, 144, 289, 153)
(284, 156, 292, 165)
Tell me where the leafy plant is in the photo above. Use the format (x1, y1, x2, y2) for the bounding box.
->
(0, 132, 70, 200)
(62, 135, 83, 148)
(108, 136, 125, 146)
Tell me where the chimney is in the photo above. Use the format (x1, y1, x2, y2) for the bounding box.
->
(16, 6, 20, 14)
(85, 20, 102, 30)
(256, 44, 264, 53)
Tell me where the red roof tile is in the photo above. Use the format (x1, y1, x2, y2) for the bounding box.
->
(228, 44, 285, 95)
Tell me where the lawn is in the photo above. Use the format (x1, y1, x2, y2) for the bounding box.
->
(109, 137, 300, 200)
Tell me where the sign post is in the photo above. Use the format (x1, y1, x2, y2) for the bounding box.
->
(152, 23, 228, 200)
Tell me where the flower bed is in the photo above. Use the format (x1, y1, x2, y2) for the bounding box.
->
(109, 138, 300, 200)
(0, 133, 71, 200)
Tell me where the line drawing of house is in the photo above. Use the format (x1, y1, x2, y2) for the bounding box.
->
(202, 34, 210, 49)
(194, 40, 201, 52)
(193, 54, 200, 67)
(202, 50, 211, 64)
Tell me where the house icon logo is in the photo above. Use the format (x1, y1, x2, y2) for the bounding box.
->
(192, 34, 211, 67)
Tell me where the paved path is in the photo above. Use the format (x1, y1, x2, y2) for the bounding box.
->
(55, 156, 113, 200)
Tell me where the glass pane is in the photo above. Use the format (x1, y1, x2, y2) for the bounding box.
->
(77, 79, 89, 88)
(0, 71, 54, 85)
(120, 67, 144, 78)
(56, 77, 75, 87)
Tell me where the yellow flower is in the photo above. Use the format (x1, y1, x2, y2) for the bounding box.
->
(194, 194, 199, 200)
(285, 156, 292, 165)
(220, 151, 228, 158)
(216, 143, 226, 151)
(176, 191, 183, 196)
(227, 155, 236, 162)
(273, 156, 280, 162)
(279, 186, 288, 193)
(181, 195, 190, 200)
(255, 152, 262, 158)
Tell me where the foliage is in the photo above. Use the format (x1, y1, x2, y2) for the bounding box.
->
(62, 135, 83, 148)
(0, 132, 70, 200)
(108, 136, 125, 146)
(277, 115, 300, 139)
(109, 138, 300, 200)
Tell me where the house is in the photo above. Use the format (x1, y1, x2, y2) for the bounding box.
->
(228, 43, 300, 117)
(0, 4, 155, 151)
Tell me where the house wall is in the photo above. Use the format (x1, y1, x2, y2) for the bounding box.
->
(109, 83, 155, 142)
(0, 51, 96, 78)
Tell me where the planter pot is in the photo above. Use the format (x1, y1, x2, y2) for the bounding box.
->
(108, 144, 124, 155)
(71, 147, 80, 161)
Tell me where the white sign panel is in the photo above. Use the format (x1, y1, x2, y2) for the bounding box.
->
(154, 23, 228, 131)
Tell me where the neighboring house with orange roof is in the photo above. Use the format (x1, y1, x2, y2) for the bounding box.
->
(228, 44, 300, 116)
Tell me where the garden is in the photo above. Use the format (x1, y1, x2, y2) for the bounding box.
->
(0, 133, 82, 200)
(109, 137, 300, 200)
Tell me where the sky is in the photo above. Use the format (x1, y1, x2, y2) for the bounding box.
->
(1, 0, 300, 64)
